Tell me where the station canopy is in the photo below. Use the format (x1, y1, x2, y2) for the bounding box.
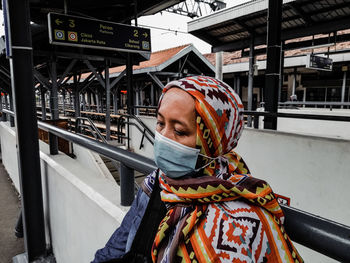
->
(0, 0, 184, 78)
(188, 0, 350, 53)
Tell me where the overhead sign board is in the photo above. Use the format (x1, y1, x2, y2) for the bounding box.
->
(48, 13, 151, 53)
(306, 54, 333, 71)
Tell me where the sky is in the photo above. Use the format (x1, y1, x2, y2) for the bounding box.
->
(0, 0, 250, 54)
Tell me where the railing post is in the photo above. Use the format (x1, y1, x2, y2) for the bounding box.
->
(120, 163, 135, 206)
(49, 132, 58, 155)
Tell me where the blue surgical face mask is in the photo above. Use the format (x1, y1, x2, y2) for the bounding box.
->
(153, 131, 217, 178)
(153, 131, 200, 178)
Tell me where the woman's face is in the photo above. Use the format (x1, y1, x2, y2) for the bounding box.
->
(156, 88, 196, 148)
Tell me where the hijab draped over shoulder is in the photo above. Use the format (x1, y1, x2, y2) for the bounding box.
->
(143, 76, 303, 263)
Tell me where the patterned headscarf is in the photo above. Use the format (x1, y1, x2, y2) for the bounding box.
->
(144, 76, 303, 263)
(157, 76, 245, 176)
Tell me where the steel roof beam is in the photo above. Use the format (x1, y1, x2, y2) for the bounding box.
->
(212, 16, 350, 52)
(84, 60, 106, 88)
(286, 2, 314, 26)
(57, 59, 77, 87)
(33, 69, 51, 90)
(147, 72, 164, 89)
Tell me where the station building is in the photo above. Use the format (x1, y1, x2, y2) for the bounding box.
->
(204, 31, 350, 109)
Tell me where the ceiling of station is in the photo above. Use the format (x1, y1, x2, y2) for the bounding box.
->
(188, 0, 350, 52)
(27, 0, 183, 25)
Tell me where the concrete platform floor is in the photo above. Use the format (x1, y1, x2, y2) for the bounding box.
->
(0, 161, 24, 263)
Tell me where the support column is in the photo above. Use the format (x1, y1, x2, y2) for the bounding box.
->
(105, 60, 111, 140)
(113, 89, 118, 114)
(0, 94, 5, 121)
(126, 53, 134, 115)
(215, 51, 223, 80)
(292, 68, 297, 97)
(69, 91, 73, 109)
(96, 93, 100, 113)
(87, 91, 91, 111)
(247, 36, 255, 127)
(236, 75, 241, 97)
(7, 0, 47, 259)
(73, 74, 80, 118)
(49, 59, 58, 154)
(9, 91, 15, 127)
(135, 85, 140, 115)
(4, 93, 8, 110)
(341, 70, 347, 109)
(40, 88, 46, 120)
(263, 0, 282, 130)
(150, 83, 154, 106)
(278, 43, 285, 102)
(82, 92, 86, 111)
(62, 90, 66, 116)
(49, 60, 59, 120)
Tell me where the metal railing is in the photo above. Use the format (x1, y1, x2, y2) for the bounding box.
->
(2, 109, 350, 261)
(119, 113, 155, 149)
(243, 110, 350, 129)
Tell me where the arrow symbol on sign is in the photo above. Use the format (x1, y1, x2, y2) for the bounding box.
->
(143, 32, 148, 38)
(55, 19, 63, 25)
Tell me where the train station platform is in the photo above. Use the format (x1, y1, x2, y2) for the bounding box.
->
(0, 157, 24, 262)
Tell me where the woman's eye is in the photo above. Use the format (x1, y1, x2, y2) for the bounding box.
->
(156, 121, 164, 127)
(175, 129, 186, 136)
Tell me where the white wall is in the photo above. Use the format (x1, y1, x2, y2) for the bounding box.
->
(277, 108, 350, 140)
(0, 122, 20, 189)
(0, 121, 127, 263)
(236, 128, 350, 262)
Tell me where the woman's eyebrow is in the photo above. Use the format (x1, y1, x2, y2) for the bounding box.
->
(157, 111, 189, 128)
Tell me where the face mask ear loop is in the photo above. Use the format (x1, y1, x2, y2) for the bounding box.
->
(195, 154, 220, 172)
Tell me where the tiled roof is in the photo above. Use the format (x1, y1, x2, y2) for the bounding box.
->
(204, 29, 350, 66)
(110, 44, 191, 74)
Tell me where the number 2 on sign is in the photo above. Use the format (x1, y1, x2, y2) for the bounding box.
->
(69, 19, 75, 28)
(134, 29, 138, 37)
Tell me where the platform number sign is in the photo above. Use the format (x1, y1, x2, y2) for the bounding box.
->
(48, 13, 151, 53)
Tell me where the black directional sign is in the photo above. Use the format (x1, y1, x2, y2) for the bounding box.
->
(306, 54, 333, 71)
(48, 13, 151, 53)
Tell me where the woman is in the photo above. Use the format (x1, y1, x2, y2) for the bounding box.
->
(92, 76, 303, 263)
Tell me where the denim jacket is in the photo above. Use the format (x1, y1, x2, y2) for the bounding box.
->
(91, 189, 150, 263)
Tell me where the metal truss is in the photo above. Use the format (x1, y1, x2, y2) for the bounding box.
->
(166, 0, 226, 18)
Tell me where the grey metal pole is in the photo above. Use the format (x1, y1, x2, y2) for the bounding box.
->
(263, 0, 282, 130)
(120, 163, 135, 206)
(215, 51, 223, 80)
(341, 70, 347, 109)
(82, 92, 86, 111)
(237, 75, 241, 98)
(73, 74, 80, 118)
(49, 60, 59, 155)
(0, 94, 5, 121)
(4, 93, 8, 121)
(247, 36, 255, 127)
(292, 68, 297, 96)
(278, 43, 284, 103)
(7, 0, 47, 259)
(95, 93, 99, 113)
(62, 90, 66, 116)
(50, 60, 59, 120)
(150, 83, 154, 106)
(87, 91, 91, 111)
(105, 60, 111, 140)
(113, 89, 118, 114)
(40, 88, 46, 120)
(126, 53, 134, 115)
(9, 91, 15, 127)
